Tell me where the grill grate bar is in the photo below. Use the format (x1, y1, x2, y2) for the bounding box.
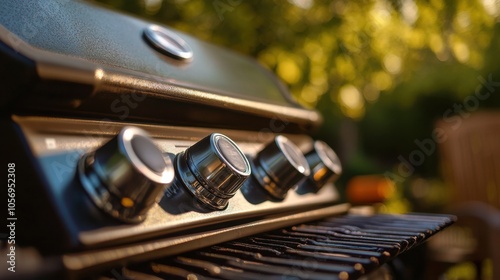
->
(108, 213, 455, 280)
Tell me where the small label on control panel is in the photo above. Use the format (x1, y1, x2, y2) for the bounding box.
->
(45, 138, 56, 150)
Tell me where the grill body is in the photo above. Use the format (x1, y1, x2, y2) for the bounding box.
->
(0, 1, 455, 279)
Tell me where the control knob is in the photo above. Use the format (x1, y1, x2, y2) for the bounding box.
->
(303, 140, 342, 191)
(174, 133, 251, 210)
(78, 126, 174, 223)
(252, 135, 310, 199)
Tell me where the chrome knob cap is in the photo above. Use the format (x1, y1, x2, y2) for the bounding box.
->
(253, 135, 310, 199)
(174, 133, 251, 210)
(304, 140, 342, 190)
(78, 126, 174, 223)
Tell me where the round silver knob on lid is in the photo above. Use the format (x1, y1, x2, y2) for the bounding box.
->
(305, 140, 342, 190)
(78, 126, 174, 223)
(253, 135, 310, 199)
(175, 133, 251, 210)
(143, 25, 193, 61)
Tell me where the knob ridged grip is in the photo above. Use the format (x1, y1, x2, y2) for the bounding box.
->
(253, 135, 310, 199)
(78, 126, 174, 223)
(175, 133, 251, 210)
(304, 140, 342, 190)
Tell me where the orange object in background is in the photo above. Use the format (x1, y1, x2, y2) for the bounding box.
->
(346, 175, 396, 204)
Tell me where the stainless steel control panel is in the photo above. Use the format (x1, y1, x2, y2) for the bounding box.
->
(15, 116, 341, 248)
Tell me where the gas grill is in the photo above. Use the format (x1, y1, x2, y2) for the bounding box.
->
(0, 1, 454, 279)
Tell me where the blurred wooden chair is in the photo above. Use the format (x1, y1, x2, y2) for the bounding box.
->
(426, 111, 500, 279)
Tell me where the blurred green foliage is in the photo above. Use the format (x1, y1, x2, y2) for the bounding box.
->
(91, 0, 500, 208)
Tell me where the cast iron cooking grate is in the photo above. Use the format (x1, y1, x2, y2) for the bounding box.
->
(101, 213, 455, 280)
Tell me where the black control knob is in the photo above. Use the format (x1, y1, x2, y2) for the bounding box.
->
(78, 126, 174, 223)
(304, 140, 342, 191)
(252, 135, 310, 199)
(174, 133, 251, 210)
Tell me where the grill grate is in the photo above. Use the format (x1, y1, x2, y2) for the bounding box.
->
(104, 213, 455, 280)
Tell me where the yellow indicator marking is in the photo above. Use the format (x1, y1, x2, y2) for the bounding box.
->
(121, 197, 134, 208)
(339, 271, 349, 280)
